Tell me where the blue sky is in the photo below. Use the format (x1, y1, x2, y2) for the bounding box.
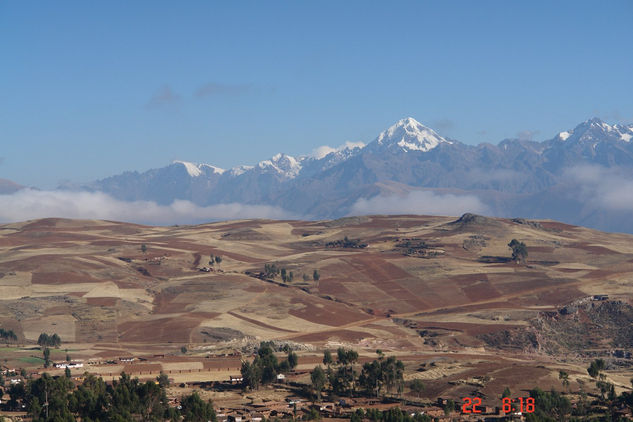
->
(2, 0, 632, 188)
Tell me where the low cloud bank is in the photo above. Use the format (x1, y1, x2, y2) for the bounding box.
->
(563, 165, 633, 211)
(349, 190, 488, 217)
(0, 189, 293, 225)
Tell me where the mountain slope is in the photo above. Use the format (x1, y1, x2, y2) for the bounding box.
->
(81, 117, 633, 232)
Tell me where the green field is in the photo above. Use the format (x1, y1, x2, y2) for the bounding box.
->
(18, 356, 45, 364)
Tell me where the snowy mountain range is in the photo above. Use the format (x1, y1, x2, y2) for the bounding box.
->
(78, 117, 633, 232)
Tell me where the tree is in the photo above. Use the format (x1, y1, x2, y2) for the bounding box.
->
(381, 356, 404, 395)
(588, 359, 605, 379)
(180, 392, 217, 422)
(264, 263, 280, 278)
(337, 347, 358, 366)
(214, 255, 222, 265)
(240, 343, 282, 390)
(37, 332, 61, 348)
(558, 370, 570, 390)
(240, 361, 260, 390)
(65, 367, 71, 378)
(443, 399, 456, 417)
(409, 379, 424, 398)
(141, 244, 147, 253)
(288, 351, 298, 370)
(50, 333, 61, 348)
(311, 366, 327, 400)
(331, 348, 360, 396)
(502, 386, 511, 399)
(525, 388, 571, 422)
(323, 350, 333, 366)
(157, 372, 170, 388)
(8, 381, 26, 411)
(27, 373, 75, 421)
(43, 348, 51, 368)
(330, 365, 356, 396)
(359, 360, 382, 397)
(313, 269, 320, 281)
(37, 333, 50, 348)
(281, 268, 287, 282)
(508, 239, 528, 263)
(0, 328, 17, 342)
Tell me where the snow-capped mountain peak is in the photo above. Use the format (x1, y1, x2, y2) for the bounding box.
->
(257, 153, 302, 178)
(200, 164, 226, 175)
(614, 124, 633, 142)
(228, 165, 254, 176)
(173, 160, 203, 177)
(555, 118, 633, 143)
(174, 161, 225, 177)
(372, 117, 451, 152)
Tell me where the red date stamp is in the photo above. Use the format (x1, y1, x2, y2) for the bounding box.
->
(461, 397, 483, 413)
(502, 397, 535, 413)
(461, 396, 535, 414)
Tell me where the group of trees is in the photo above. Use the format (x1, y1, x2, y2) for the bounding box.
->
(262, 263, 319, 283)
(523, 388, 571, 422)
(3, 372, 216, 422)
(358, 355, 405, 398)
(0, 327, 17, 342)
(240, 343, 298, 390)
(325, 236, 367, 249)
(209, 254, 223, 266)
(263, 263, 283, 279)
(37, 333, 62, 348)
(280, 268, 294, 283)
(518, 359, 633, 420)
(310, 349, 405, 400)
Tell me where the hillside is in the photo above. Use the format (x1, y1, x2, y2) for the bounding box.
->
(1, 214, 633, 400)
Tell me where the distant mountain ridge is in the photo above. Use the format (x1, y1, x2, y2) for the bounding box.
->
(0, 178, 25, 194)
(80, 117, 633, 233)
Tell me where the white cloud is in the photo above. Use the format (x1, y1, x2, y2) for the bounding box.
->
(0, 189, 293, 225)
(563, 165, 633, 211)
(311, 141, 365, 159)
(348, 190, 488, 217)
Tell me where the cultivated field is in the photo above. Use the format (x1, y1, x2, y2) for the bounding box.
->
(1, 214, 633, 407)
